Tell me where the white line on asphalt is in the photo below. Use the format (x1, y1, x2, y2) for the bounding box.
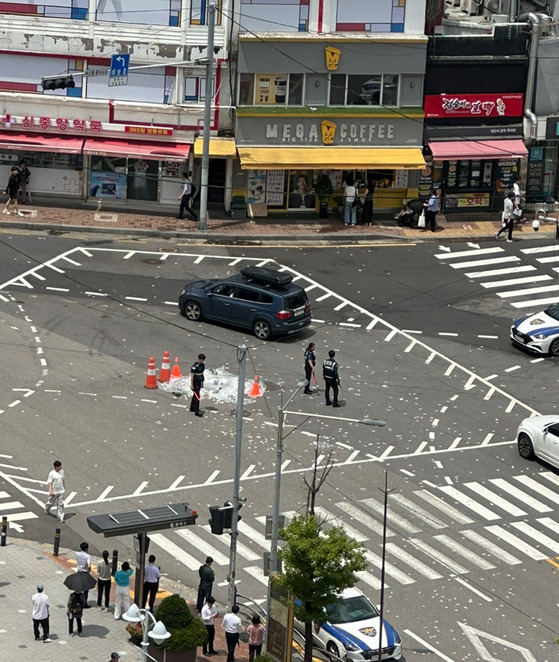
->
(391, 493, 447, 529)
(85, 291, 108, 297)
(415, 490, 474, 524)
(175, 530, 230, 565)
(346, 450, 360, 463)
(64, 491, 77, 506)
(522, 245, 559, 254)
(461, 529, 522, 565)
(505, 365, 521, 372)
(315, 292, 331, 302)
(414, 442, 428, 454)
(537, 255, 559, 263)
(97, 486, 114, 501)
(482, 274, 552, 288)
(438, 485, 499, 520)
(400, 468, 416, 476)
(133, 482, 149, 495)
(150, 533, 200, 570)
(478, 335, 498, 339)
(8, 400, 20, 408)
(237, 521, 269, 549)
(193, 256, 205, 264)
(403, 329, 422, 334)
(404, 340, 416, 352)
(489, 478, 552, 512)
(379, 445, 394, 460)
(385, 543, 443, 580)
(169, 476, 185, 490)
(425, 352, 436, 364)
(336, 442, 353, 450)
(514, 474, 559, 506)
(506, 400, 515, 413)
(464, 482, 526, 517)
(511, 521, 559, 552)
(470, 266, 538, 279)
(454, 577, 493, 601)
(366, 319, 378, 330)
(163, 301, 176, 306)
(78, 248, 93, 257)
(361, 498, 421, 534)
(485, 525, 548, 560)
(384, 329, 397, 341)
(511, 295, 559, 308)
(481, 433, 493, 445)
(439, 332, 457, 337)
(334, 301, 348, 311)
(0, 501, 24, 512)
(61, 256, 81, 266)
(435, 247, 504, 259)
(531, 357, 546, 363)
(241, 464, 255, 480)
(125, 297, 148, 302)
(123, 252, 135, 259)
(315, 506, 369, 542)
(444, 364, 455, 376)
(498, 284, 559, 298)
(202, 523, 260, 562)
(364, 549, 415, 585)
(436, 534, 496, 569)
(450, 256, 520, 269)
(403, 630, 456, 662)
(410, 538, 469, 574)
(78, 392, 97, 396)
(30, 272, 45, 281)
(336, 501, 394, 538)
(464, 375, 476, 389)
(205, 470, 220, 484)
(339, 322, 361, 328)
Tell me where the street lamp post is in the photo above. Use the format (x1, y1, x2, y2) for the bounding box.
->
(123, 604, 171, 662)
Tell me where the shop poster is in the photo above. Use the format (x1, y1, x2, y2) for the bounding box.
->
(266, 170, 285, 206)
(255, 74, 287, 105)
(90, 171, 127, 199)
(247, 171, 267, 204)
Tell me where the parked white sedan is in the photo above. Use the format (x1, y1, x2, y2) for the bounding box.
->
(517, 415, 559, 466)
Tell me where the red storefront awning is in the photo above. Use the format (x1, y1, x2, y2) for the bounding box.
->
(0, 132, 190, 160)
(429, 139, 528, 160)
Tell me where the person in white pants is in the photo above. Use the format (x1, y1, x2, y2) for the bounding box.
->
(44, 460, 65, 523)
(113, 561, 133, 620)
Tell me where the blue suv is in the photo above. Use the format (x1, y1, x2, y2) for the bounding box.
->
(179, 266, 312, 340)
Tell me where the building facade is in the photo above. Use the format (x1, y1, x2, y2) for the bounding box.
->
(0, 0, 233, 208)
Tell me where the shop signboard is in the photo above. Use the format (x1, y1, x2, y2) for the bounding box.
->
(424, 93, 524, 119)
(495, 160, 519, 193)
(443, 192, 491, 209)
(255, 74, 287, 105)
(89, 171, 127, 199)
(526, 146, 544, 196)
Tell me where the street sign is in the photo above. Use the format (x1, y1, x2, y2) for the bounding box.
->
(87, 502, 198, 537)
(109, 53, 130, 87)
(83, 68, 110, 77)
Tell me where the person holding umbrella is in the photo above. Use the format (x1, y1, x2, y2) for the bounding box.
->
(63, 569, 97, 595)
(67, 591, 84, 637)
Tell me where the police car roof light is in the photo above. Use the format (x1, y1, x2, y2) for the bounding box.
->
(240, 266, 293, 288)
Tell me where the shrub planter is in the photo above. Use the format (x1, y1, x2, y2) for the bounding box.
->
(148, 644, 198, 662)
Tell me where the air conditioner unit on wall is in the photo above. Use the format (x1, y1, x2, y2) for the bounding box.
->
(460, 0, 480, 15)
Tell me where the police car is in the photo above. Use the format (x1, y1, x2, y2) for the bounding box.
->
(510, 303, 559, 356)
(312, 588, 402, 661)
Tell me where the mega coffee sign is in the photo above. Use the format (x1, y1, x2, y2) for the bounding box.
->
(424, 93, 524, 119)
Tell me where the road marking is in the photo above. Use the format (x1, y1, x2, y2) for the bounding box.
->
(366, 319, 378, 330)
(4, 512, 39, 522)
(314, 507, 368, 542)
(335, 501, 394, 538)
(404, 340, 416, 352)
(460, 529, 522, 565)
(512, 296, 559, 308)
(438, 486, 499, 520)
(425, 351, 436, 364)
(465, 265, 536, 278)
(334, 301, 348, 311)
(458, 622, 538, 662)
(175, 530, 230, 565)
(464, 375, 476, 390)
(514, 474, 559, 506)
(478, 336, 498, 340)
(522, 244, 559, 254)
(435, 247, 503, 259)
(133, 481, 149, 495)
(150, 533, 200, 570)
(356, 570, 382, 590)
(483, 387, 495, 400)
(379, 445, 394, 460)
(414, 442, 428, 454)
(61, 256, 81, 266)
(240, 566, 268, 585)
(391, 493, 447, 529)
(435, 534, 496, 569)
(450, 256, 520, 269)
(536, 255, 559, 264)
(385, 542, 443, 580)
(97, 486, 114, 501)
(200, 524, 260, 562)
(454, 577, 493, 601)
(511, 521, 559, 553)
(504, 365, 521, 372)
(404, 630, 456, 662)
(125, 297, 148, 302)
(481, 433, 493, 445)
(364, 549, 415, 585)
(410, 538, 469, 574)
(385, 329, 398, 341)
(485, 525, 548, 560)
(237, 521, 269, 549)
(498, 283, 559, 298)
(444, 364, 455, 376)
(315, 292, 331, 302)
(438, 332, 458, 337)
(415, 490, 474, 524)
(464, 482, 526, 517)
(490, 478, 552, 512)
(205, 470, 220, 484)
(361, 498, 421, 534)
(482, 275, 551, 289)
(241, 464, 255, 480)
(46, 287, 69, 292)
(0, 501, 24, 512)
(169, 476, 185, 490)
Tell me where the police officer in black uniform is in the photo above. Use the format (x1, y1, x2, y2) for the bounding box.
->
(322, 350, 340, 407)
(190, 353, 206, 417)
(303, 343, 316, 394)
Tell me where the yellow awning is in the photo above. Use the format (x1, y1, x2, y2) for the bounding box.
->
(194, 137, 237, 158)
(237, 147, 425, 170)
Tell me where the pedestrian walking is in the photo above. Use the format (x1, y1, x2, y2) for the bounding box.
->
(496, 191, 515, 242)
(108, 654, 120, 662)
(177, 171, 197, 221)
(67, 591, 84, 637)
(2, 166, 24, 216)
(323, 350, 341, 408)
(97, 550, 112, 611)
(222, 604, 242, 662)
(343, 178, 357, 226)
(18, 160, 31, 203)
(247, 614, 265, 662)
(44, 460, 65, 523)
(201, 596, 219, 656)
(424, 188, 440, 232)
(113, 561, 133, 620)
(143, 554, 161, 612)
(303, 343, 316, 394)
(76, 541, 92, 608)
(32, 584, 51, 642)
(190, 353, 206, 417)
(196, 556, 214, 612)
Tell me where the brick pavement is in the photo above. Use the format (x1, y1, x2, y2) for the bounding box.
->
(1, 200, 555, 243)
(0, 539, 250, 662)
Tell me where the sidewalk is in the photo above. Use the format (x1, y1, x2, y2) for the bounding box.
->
(1, 539, 252, 662)
(2, 200, 555, 243)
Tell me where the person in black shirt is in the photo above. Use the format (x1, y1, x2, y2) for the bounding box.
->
(303, 343, 316, 394)
(3, 166, 24, 217)
(18, 160, 31, 204)
(190, 353, 206, 417)
(322, 350, 340, 407)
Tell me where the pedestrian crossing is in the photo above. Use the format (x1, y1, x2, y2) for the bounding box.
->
(436, 244, 559, 309)
(150, 470, 559, 595)
(0, 488, 38, 530)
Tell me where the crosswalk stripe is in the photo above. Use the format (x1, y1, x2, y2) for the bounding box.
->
(434, 534, 496, 570)
(463, 482, 527, 517)
(356, 569, 383, 590)
(541, 471, 559, 489)
(390, 493, 447, 529)
(201, 524, 260, 562)
(511, 521, 559, 553)
(175, 530, 230, 565)
(465, 265, 535, 278)
(409, 539, 469, 574)
(481, 275, 551, 289)
(489, 478, 553, 512)
(536, 255, 559, 264)
(0, 501, 25, 512)
(237, 521, 270, 549)
(414, 490, 474, 524)
(314, 507, 368, 541)
(0, 491, 10, 499)
(485, 525, 548, 560)
(460, 530, 522, 565)
(335, 501, 395, 538)
(521, 245, 559, 254)
(438, 486, 499, 520)
(242, 566, 269, 586)
(536, 517, 559, 538)
(513, 474, 559, 507)
(363, 550, 415, 585)
(449, 256, 520, 269)
(385, 542, 443, 580)
(511, 295, 559, 308)
(150, 533, 200, 570)
(360, 498, 421, 534)
(497, 284, 559, 298)
(3, 512, 39, 522)
(435, 248, 504, 260)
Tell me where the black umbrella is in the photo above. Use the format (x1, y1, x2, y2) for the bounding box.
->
(63, 572, 97, 592)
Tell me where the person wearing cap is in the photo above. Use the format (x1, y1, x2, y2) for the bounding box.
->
(196, 556, 215, 612)
(32, 584, 51, 642)
(496, 191, 515, 242)
(322, 350, 341, 407)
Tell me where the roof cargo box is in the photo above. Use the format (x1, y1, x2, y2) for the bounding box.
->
(240, 266, 293, 288)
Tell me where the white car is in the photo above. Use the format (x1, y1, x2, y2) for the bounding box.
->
(312, 588, 402, 661)
(517, 415, 559, 466)
(510, 304, 559, 356)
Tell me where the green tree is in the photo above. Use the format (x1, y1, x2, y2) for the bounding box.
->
(274, 514, 367, 662)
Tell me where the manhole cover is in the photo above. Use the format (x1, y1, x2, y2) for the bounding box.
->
(159, 247, 178, 253)
(142, 258, 163, 265)
(228, 409, 252, 417)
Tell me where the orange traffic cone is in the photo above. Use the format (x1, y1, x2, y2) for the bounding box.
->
(171, 357, 183, 379)
(159, 350, 171, 383)
(144, 356, 158, 389)
(248, 375, 263, 398)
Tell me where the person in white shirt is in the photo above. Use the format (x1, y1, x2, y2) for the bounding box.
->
(343, 179, 357, 226)
(32, 584, 51, 642)
(201, 596, 219, 656)
(143, 554, 162, 612)
(44, 460, 65, 523)
(76, 541, 92, 608)
(222, 604, 242, 662)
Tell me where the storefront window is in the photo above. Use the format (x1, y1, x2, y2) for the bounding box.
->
(239, 74, 254, 105)
(127, 159, 159, 201)
(0, 152, 81, 169)
(288, 74, 304, 105)
(348, 75, 381, 105)
(329, 74, 400, 106)
(329, 74, 346, 105)
(382, 74, 399, 106)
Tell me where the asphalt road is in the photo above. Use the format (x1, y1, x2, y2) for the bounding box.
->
(1, 230, 559, 661)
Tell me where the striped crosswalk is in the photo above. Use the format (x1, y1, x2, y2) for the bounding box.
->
(435, 244, 559, 309)
(0, 488, 38, 529)
(149, 470, 559, 596)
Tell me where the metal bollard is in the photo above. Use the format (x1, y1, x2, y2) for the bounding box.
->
(53, 527, 61, 556)
(1, 516, 7, 547)
(111, 548, 119, 576)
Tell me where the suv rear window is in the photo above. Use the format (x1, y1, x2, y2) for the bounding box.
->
(284, 290, 308, 309)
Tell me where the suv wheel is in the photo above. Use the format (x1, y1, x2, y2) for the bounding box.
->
(183, 301, 202, 321)
(253, 319, 271, 340)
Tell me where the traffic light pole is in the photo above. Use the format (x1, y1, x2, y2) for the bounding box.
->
(227, 344, 247, 608)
